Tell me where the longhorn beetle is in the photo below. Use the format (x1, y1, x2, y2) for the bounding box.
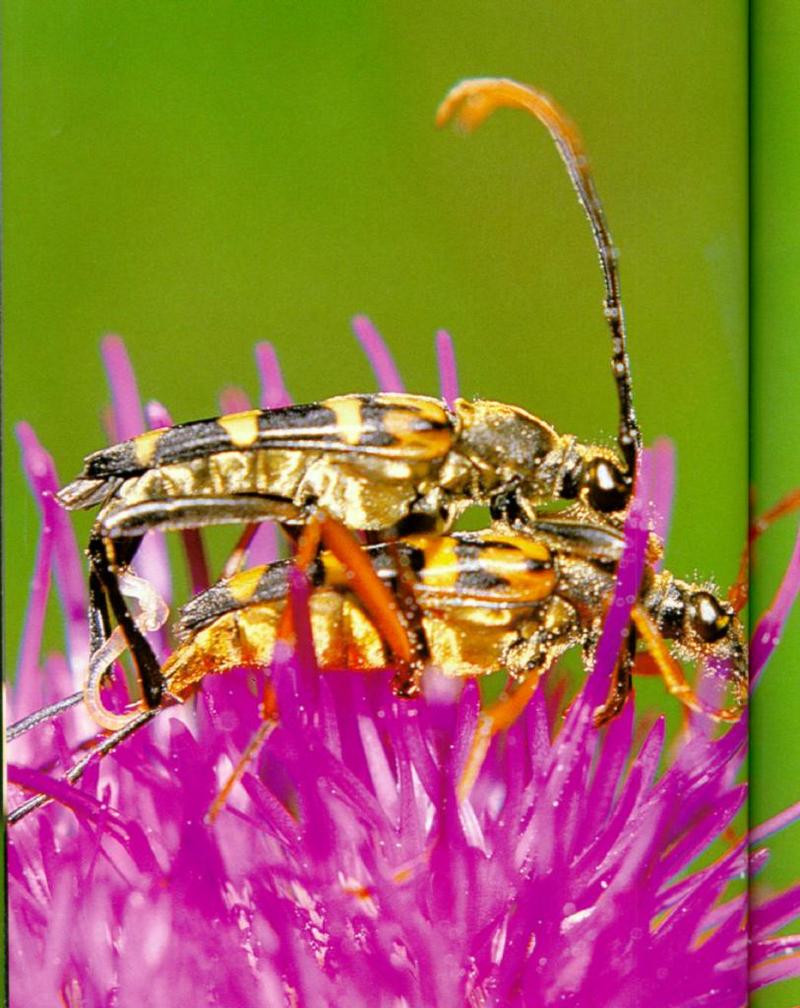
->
(162, 526, 746, 726)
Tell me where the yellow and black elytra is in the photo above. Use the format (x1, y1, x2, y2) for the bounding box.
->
(161, 525, 746, 728)
(58, 78, 643, 713)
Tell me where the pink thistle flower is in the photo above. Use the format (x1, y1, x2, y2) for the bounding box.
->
(7, 329, 800, 1007)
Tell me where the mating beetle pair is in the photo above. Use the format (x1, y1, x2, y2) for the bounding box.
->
(8, 77, 746, 823)
(57, 78, 743, 721)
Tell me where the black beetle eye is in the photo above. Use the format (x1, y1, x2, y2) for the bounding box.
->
(689, 591, 731, 644)
(585, 458, 630, 514)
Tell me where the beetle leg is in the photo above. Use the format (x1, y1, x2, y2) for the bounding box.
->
(8, 708, 158, 825)
(8, 560, 172, 742)
(458, 601, 578, 801)
(630, 652, 661, 677)
(207, 682, 280, 823)
(87, 531, 140, 667)
(98, 493, 303, 539)
(457, 665, 546, 803)
(751, 487, 800, 538)
(276, 514, 323, 641)
(276, 511, 419, 689)
(90, 495, 305, 709)
(593, 624, 636, 726)
(205, 519, 326, 822)
(315, 513, 419, 691)
(88, 567, 112, 656)
(7, 691, 84, 742)
(208, 517, 418, 819)
(83, 626, 149, 731)
(385, 540, 429, 698)
(89, 532, 164, 710)
(729, 487, 800, 611)
(630, 604, 742, 722)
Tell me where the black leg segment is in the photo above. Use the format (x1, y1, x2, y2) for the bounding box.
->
(88, 532, 164, 709)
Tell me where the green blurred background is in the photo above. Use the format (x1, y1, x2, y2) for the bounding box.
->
(2, 1, 792, 1002)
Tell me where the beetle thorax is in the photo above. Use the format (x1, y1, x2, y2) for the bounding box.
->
(454, 398, 561, 494)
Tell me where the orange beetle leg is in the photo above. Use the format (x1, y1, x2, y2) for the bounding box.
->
(207, 682, 280, 823)
(632, 652, 662, 677)
(316, 514, 416, 685)
(630, 605, 740, 723)
(457, 666, 544, 803)
(593, 630, 635, 727)
(276, 515, 323, 643)
(384, 540, 429, 698)
(730, 488, 800, 611)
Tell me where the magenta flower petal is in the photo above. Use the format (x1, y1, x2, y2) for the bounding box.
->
(352, 315, 405, 392)
(750, 946, 800, 991)
(219, 386, 251, 414)
(7, 597, 799, 1006)
(144, 399, 172, 430)
(255, 340, 293, 409)
(647, 437, 675, 566)
(435, 328, 460, 406)
(14, 489, 53, 685)
(584, 447, 656, 714)
(15, 422, 89, 679)
(249, 342, 294, 564)
(101, 335, 148, 441)
(144, 400, 212, 594)
(100, 334, 172, 613)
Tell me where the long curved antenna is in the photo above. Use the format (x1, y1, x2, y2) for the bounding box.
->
(437, 77, 642, 480)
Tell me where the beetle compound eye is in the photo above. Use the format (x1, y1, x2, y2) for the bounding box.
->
(585, 458, 629, 514)
(689, 592, 731, 644)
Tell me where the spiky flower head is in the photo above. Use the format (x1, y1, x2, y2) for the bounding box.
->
(8, 330, 800, 1007)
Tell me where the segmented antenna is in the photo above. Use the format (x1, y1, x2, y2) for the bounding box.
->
(437, 77, 642, 481)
